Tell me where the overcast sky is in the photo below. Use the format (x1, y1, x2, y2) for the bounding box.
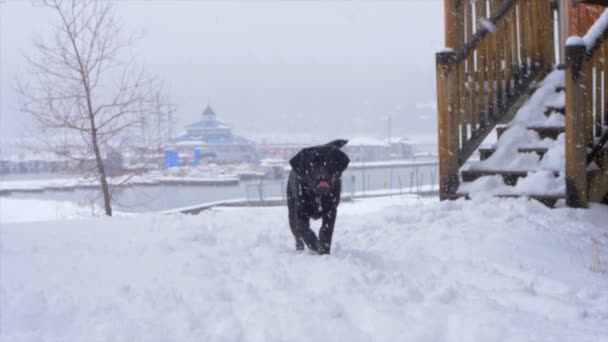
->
(0, 0, 443, 143)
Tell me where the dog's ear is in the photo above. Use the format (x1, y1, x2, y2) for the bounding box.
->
(333, 149, 350, 173)
(289, 149, 309, 177)
(325, 139, 348, 149)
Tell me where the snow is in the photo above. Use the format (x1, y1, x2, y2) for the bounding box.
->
(459, 172, 566, 198)
(2, 196, 608, 341)
(383, 136, 417, 145)
(0, 198, 102, 223)
(540, 133, 566, 171)
(583, 9, 608, 50)
(0, 173, 240, 193)
(567, 9, 608, 50)
(479, 18, 495, 33)
(0, 176, 155, 193)
(469, 124, 553, 172)
(511, 70, 565, 126)
(463, 70, 567, 195)
(347, 136, 390, 147)
(566, 36, 586, 47)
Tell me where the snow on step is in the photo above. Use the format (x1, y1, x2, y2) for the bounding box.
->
(461, 70, 567, 198)
(1, 196, 608, 341)
(468, 125, 565, 172)
(459, 171, 566, 199)
(510, 70, 565, 126)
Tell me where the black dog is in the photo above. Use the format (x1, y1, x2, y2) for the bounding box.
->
(286, 139, 350, 254)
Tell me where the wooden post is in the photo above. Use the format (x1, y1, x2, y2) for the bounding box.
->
(529, 0, 540, 65)
(444, 0, 463, 49)
(539, 0, 555, 69)
(558, 0, 569, 62)
(565, 41, 589, 208)
(437, 51, 460, 200)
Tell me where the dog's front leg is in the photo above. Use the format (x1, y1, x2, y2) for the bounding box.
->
(295, 216, 320, 253)
(288, 205, 305, 250)
(319, 209, 337, 254)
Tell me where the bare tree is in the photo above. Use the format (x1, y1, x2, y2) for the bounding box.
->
(18, 0, 171, 216)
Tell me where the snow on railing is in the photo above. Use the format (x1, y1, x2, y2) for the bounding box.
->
(582, 9, 608, 52)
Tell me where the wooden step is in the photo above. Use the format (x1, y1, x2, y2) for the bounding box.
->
(544, 106, 565, 117)
(478, 148, 496, 161)
(478, 147, 549, 161)
(496, 125, 565, 140)
(496, 194, 565, 208)
(445, 192, 468, 201)
(448, 192, 564, 208)
(518, 147, 549, 157)
(528, 126, 565, 140)
(496, 126, 509, 138)
(461, 169, 560, 185)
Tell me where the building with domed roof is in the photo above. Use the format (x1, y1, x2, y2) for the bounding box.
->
(167, 105, 257, 164)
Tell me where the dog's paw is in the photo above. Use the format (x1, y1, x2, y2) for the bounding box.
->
(295, 241, 305, 251)
(318, 242, 331, 255)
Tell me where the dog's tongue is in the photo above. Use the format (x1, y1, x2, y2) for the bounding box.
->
(318, 180, 330, 189)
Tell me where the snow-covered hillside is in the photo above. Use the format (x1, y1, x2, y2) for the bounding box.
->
(0, 198, 102, 223)
(2, 196, 608, 341)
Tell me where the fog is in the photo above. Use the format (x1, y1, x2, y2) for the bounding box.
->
(0, 0, 443, 143)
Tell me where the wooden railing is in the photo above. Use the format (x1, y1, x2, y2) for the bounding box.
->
(565, 12, 608, 207)
(437, 0, 555, 200)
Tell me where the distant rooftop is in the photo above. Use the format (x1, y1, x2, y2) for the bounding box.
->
(203, 105, 216, 117)
(185, 120, 231, 130)
(185, 105, 229, 130)
(348, 137, 389, 147)
(171, 133, 253, 146)
(169, 105, 253, 146)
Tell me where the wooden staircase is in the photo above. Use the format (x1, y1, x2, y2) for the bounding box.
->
(437, 0, 608, 208)
(437, 0, 557, 204)
(454, 78, 567, 207)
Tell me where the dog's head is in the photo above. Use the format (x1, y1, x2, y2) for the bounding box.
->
(289, 141, 350, 194)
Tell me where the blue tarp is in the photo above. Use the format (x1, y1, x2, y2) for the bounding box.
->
(164, 150, 179, 168)
(193, 149, 202, 166)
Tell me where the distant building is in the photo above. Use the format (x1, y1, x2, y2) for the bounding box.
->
(257, 143, 308, 161)
(0, 139, 106, 175)
(341, 137, 418, 162)
(256, 136, 418, 163)
(168, 106, 257, 164)
(343, 137, 391, 162)
(385, 137, 416, 159)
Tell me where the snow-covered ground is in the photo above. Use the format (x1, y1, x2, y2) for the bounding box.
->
(0, 198, 102, 223)
(0, 172, 239, 193)
(2, 196, 608, 341)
